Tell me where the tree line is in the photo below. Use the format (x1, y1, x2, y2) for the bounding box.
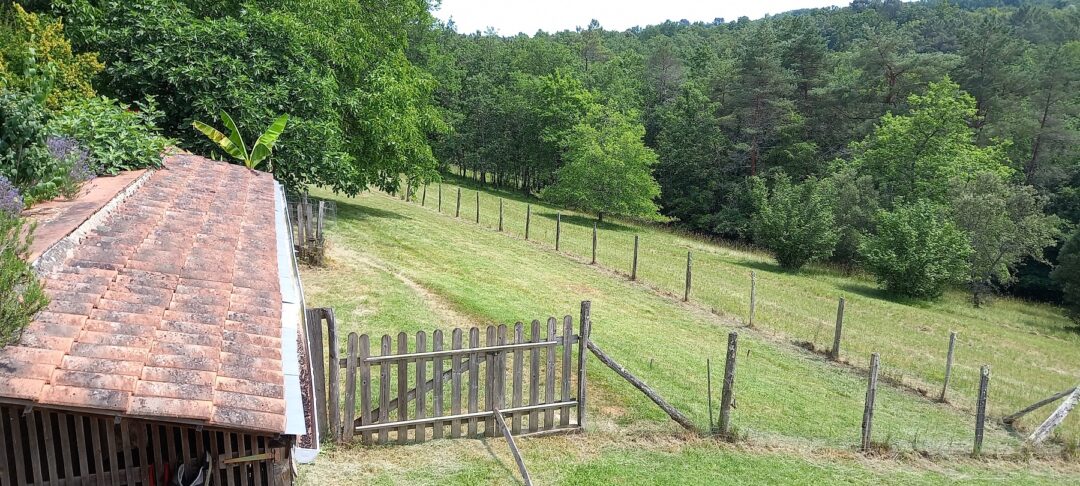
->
(419, 0, 1080, 311)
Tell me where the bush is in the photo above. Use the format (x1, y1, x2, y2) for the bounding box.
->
(48, 96, 170, 175)
(751, 174, 839, 270)
(860, 200, 972, 299)
(0, 211, 48, 347)
(0, 87, 63, 203)
(1052, 229, 1080, 323)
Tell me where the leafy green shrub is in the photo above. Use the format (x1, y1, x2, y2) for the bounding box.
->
(48, 96, 170, 175)
(0, 87, 64, 203)
(860, 200, 972, 299)
(0, 211, 48, 347)
(751, 173, 839, 270)
(0, 4, 103, 110)
(1052, 229, 1080, 324)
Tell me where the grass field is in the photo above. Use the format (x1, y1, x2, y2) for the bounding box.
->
(403, 175, 1080, 440)
(297, 181, 1080, 484)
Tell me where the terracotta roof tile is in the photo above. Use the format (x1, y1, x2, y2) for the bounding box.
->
(0, 156, 287, 433)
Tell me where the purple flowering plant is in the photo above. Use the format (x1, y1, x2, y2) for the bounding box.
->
(46, 135, 95, 199)
(0, 176, 23, 217)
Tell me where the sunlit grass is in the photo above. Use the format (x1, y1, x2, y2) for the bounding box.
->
(298, 187, 1080, 484)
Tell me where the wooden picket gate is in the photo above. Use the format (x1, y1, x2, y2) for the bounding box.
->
(307, 303, 590, 445)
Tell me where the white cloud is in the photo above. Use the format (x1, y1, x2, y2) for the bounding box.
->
(434, 0, 851, 35)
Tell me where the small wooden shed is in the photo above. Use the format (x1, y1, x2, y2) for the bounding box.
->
(0, 154, 312, 485)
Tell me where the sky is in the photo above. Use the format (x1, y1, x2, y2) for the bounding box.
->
(433, 0, 852, 35)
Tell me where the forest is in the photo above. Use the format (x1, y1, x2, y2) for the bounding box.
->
(2, 0, 1078, 314)
(417, 0, 1080, 310)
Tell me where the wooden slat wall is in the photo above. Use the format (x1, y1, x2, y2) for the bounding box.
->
(0, 404, 289, 486)
(332, 315, 584, 446)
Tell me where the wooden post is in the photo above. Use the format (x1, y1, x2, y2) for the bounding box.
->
(525, 204, 531, 240)
(343, 333, 358, 443)
(498, 198, 504, 231)
(422, 184, 427, 206)
(940, 332, 957, 402)
(327, 309, 341, 442)
(861, 353, 880, 452)
(719, 331, 738, 438)
(438, 183, 443, 212)
(456, 187, 461, 217)
(631, 235, 640, 281)
(591, 222, 598, 264)
(749, 271, 757, 327)
(1028, 386, 1080, 445)
(684, 251, 692, 302)
(1003, 387, 1078, 425)
(830, 297, 845, 360)
(974, 365, 990, 456)
(707, 359, 714, 433)
(556, 213, 562, 251)
(476, 191, 480, 224)
(577, 301, 591, 430)
(405, 183, 411, 202)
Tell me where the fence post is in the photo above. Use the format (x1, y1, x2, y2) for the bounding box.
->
(577, 301, 591, 430)
(830, 297, 845, 360)
(749, 271, 756, 327)
(456, 187, 461, 217)
(438, 183, 443, 212)
(422, 184, 427, 207)
(707, 359, 714, 432)
(556, 213, 562, 251)
(861, 353, 880, 452)
(476, 191, 480, 224)
(591, 222, 597, 264)
(405, 184, 411, 202)
(719, 331, 738, 438)
(498, 198, 504, 231)
(974, 365, 990, 456)
(940, 331, 957, 402)
(327, 309, 341, 442)
(631, 235, 639, 281)
(525, 204, 531, 240)
(684, 251, 692, 302)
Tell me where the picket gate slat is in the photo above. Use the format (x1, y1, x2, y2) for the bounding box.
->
(433, 330, 445, 440)
(343, 333, 359, 442)
(451, 329, 464, 439)
(359, 334, 372, 444)
(512, 322, 524, 434)
(485, 326, 498, 437)
(396, 332, 409, 444)
(561, 316, 574, 426)
(415, 331, 428, 443)
(467, 327, 480, 437)
(529, 320, 541, 433)
(545, 318, 557, 428)
(379, 335, 392, 444)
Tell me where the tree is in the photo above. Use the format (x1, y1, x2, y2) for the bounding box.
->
(849, 78, 1014, 205)
(860, 200, 972, 299)
(541, 105, 661, 221)
(1052, 228, 1080, 323)
(950, 173, 1062, 306)
(751, 174, 839, 271)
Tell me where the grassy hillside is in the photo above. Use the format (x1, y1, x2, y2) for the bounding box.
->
(404, 175, 1080, 441)
(298, 185, 1080, 484)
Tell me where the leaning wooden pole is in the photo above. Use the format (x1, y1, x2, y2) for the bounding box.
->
(830, 297, 845, 360)
(973, 365, 990, 456)
(1003, 387, 1079, 425)
(421, 184, 427, 206)
(492, 409, 533, 486)
(861, 353, 880, 452)
(719, 331, 738, 438)
(587, 341, 699, 434)
(940, 331, 957, 402)
(1027, 385, 1080, 445)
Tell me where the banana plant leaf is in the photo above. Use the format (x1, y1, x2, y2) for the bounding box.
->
(250, 114, 289, 168)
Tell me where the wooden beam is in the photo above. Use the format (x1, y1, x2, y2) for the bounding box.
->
(1002, 387, 1077, 425)
(586, 341, 699, 434)
(492, 408, 533, 486)
(1028, 385, 1080, 445)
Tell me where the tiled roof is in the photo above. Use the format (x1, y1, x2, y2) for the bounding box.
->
(0, 155, 287, 433)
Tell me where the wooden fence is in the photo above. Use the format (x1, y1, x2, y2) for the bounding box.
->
(0, 403, 286, 486)
(289, 194, 335, 266)
(307, 304, 590, 445)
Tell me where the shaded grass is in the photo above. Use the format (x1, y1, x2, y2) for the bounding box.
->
(410, 176, 1080, 441)
(298, 188, 1080, 484)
